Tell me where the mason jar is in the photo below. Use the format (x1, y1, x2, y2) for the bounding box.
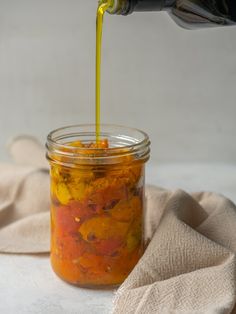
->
(46, 124, 150, 288)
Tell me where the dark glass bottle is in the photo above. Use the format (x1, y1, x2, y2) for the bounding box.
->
(106, 0, 236, 28)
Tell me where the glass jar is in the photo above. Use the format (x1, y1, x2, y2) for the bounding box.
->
(46, 124, 150, 288)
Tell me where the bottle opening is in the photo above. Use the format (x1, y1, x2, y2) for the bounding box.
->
(102, 0, 131, 15)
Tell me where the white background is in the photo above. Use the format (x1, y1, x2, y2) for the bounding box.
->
(0, 0, 235, 163)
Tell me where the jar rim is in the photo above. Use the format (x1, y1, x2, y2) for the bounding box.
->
(46, 124, 150, 166)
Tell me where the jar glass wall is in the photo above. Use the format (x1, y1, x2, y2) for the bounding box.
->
(46, 124, 150, 288)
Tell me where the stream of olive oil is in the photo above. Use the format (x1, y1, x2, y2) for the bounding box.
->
(96, 0, 112, 141)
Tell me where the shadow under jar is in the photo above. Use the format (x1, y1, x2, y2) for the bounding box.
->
(46, 124, 150, 288)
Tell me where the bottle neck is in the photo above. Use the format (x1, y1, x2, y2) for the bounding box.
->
(107, 0, 170, 15)
(106, 0, 130, 15)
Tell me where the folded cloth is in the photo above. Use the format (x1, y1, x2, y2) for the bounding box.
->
(114, 186, 236, 314)
(0, 136, 50, 253)
(1, 136, 236, 313)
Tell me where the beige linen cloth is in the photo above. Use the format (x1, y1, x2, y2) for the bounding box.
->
(1, 136, 236, 313)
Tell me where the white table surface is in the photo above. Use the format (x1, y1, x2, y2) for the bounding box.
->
(1, 163, 236, 314)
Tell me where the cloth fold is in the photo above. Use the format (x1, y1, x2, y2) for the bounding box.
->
(1, 136, 236, 313)
(114, 187, 236, 313)
(0, 137, 50, 253)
